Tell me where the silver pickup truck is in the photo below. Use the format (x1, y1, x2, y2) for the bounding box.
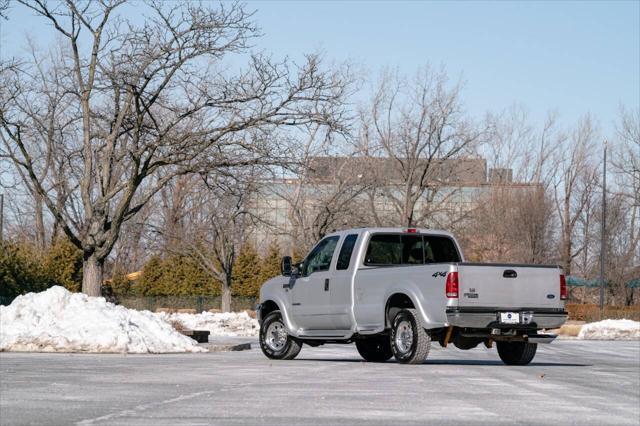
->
(257, 227, 567, 365)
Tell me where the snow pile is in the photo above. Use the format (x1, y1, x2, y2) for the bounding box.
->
(157, 311, 259, 337)
(0, 287, 205, 353)
(578, 319, 640, 341)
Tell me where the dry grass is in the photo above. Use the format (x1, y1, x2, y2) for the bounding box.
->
(551, 321, 585, 337)
(167, 319, 186, 332)
(566, 304, 640, 322)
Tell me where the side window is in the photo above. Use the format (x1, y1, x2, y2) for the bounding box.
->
(301, 236, 340, 276)
(365, 234, 401, 265)
(337, 234, 359, 270)
(424, 236, 461, 263)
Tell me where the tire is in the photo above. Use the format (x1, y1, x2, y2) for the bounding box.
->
(355, 336, 393, 362)
(259, 310, 302, 360)
(390, 308, 431, 364)
(496, 341, 537, 366)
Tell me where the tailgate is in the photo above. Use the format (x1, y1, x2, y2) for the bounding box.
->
(456, 263, 562, 309)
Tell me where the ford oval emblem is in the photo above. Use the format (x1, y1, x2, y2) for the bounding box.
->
(547, 294, 556, 299)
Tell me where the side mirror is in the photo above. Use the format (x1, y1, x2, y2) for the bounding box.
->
(281, 256, 292, 277)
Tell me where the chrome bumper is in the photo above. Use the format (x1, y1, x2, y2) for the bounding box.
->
(446, 308, 568, 329)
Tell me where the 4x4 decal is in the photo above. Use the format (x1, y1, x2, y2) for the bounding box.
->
(432, 271, 447, 278)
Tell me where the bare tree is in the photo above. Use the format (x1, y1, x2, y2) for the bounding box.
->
(608, 107, 640, 305)
(0, 42, 75, 250)
(462, 185, 554, 264)
(465, 106, 568, 266)
(1, 1, 347, 295)
(0, 0, 9, 19)
(359, 67, 484, 228)
(175, 174, 256, 312)
(552, 116, 600, 276)
(484, 106, 564, 186)
(266, 124, 369, 252)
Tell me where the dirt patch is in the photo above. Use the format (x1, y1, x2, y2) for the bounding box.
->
(550, 321, 585, 337)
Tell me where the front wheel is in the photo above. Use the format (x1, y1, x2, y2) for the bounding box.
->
(355, 336, 393, 362)
(390, 308, 431, 364)
(496, 341, 537, 365)
(259, 310, 301, 360)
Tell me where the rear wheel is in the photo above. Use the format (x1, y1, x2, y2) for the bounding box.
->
(355, 336, 393, 362)
(496, 341, 537, 365)
(390, 308, 431, 364)
(259, 310, 301, 360)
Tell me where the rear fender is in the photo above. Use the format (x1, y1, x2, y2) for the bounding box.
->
(384, 284, 442, 329)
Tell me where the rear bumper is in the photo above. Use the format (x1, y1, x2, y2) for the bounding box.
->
(446, 307, 568, 329)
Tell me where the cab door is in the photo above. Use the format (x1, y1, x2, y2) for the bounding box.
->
(291, 236, 340, 330)
(329, 233, 360, 330)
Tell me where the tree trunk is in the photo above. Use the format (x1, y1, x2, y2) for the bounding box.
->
(82, 253, 104, 297)
(221, 279, 232, 312)
(34, 191, 46, 251)
(562, 229, 572, 276)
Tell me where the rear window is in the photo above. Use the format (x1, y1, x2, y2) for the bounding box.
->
(364, 234, 459, 266)
(424, 236, 460, 263)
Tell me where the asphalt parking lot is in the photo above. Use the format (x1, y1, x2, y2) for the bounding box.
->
(1, 340, 639, 426)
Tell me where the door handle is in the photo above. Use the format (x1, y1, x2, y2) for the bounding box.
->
(503, 270, 517, 278)
(324, 278, 330, 291)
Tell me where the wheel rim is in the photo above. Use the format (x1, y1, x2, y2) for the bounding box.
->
(265, 320, 287, 351)
(395, 320, 414, 354)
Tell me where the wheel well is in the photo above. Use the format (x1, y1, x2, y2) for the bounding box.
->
(261, 300, 280, 318)
(385, 293, 415, 327)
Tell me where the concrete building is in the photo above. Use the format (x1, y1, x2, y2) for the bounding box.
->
(248, 156, 539, 252)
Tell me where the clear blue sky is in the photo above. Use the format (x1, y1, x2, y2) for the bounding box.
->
(2, 0, 638, 137)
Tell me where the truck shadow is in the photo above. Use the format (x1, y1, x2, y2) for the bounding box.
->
(423, 359, 590, 367)
(296, 358, 590, 367)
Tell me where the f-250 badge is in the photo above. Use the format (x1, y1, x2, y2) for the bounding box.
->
(464, 288, 479, 299)
(432, 271, 447, 278)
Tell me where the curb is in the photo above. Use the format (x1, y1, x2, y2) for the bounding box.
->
(199, 343, 252, 352)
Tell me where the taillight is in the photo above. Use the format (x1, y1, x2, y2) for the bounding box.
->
(446, 272, 459, 298)
(406, 228, 417, 233)
(560, 274, 567, 300)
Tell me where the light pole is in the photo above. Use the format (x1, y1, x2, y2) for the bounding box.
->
(599, 141, 607, 318)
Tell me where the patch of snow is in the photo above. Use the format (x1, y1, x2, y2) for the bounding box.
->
(0, 286, 205, 353)
(577, 319, 640, 341)
(157, 311, 259, 337)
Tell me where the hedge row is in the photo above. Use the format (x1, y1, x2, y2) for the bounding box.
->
(0, 239, 83, 301)
(1, 240, 283, 302)
(114, 242, 283, 298)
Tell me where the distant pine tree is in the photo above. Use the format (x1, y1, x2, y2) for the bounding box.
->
(110, 269, 132, 298)
(259, 241, 283, 285)
(137, 256, 165, 296)
(0, 241, 51, 300)
(44, 238, 82, 292)
(137, 254, 221, 296)
(233, 244, 261, 297)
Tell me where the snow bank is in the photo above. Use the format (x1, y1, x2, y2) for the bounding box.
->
(0, 287, 204, 353)
(578, 319, 640, 341)
(157, 311, 259, 337)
